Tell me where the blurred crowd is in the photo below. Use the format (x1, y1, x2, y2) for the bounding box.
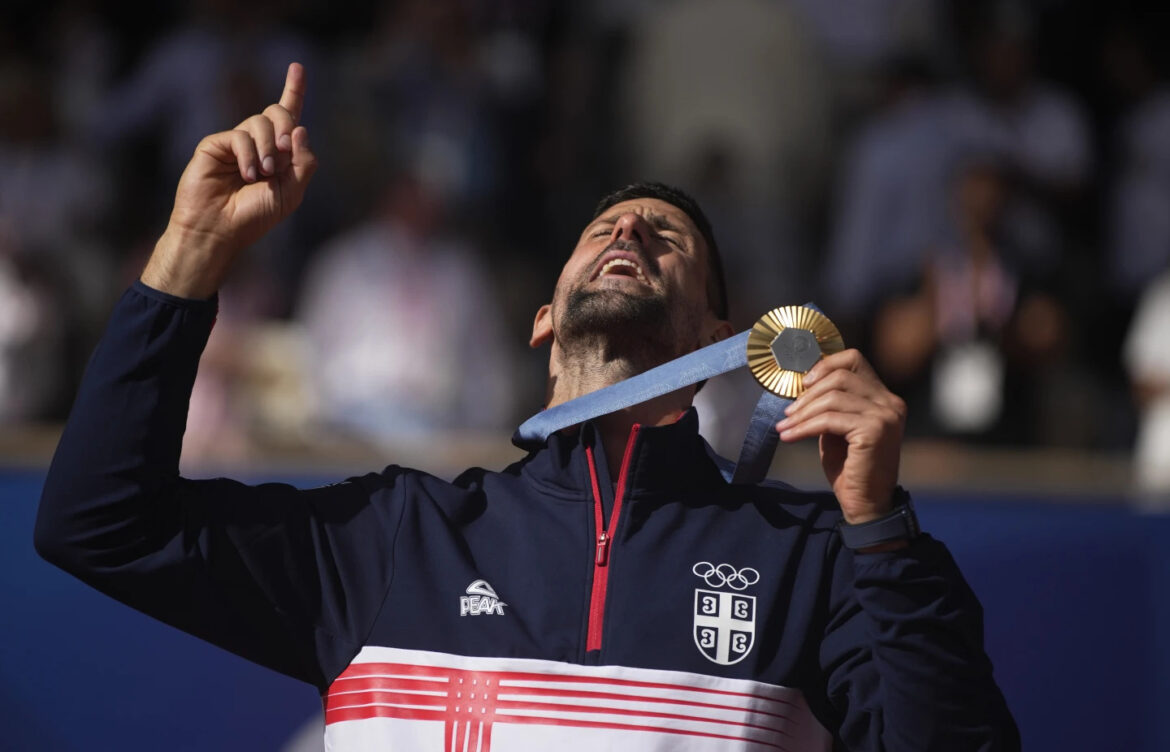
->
(2, 0, 1169, 490)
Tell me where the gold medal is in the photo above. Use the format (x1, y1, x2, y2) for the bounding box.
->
(746, 306, 844, 398)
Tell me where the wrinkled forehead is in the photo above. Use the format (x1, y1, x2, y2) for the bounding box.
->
(583, 198, 704, 243)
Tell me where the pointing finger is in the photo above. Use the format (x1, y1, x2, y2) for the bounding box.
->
(279, 62, 306, 124)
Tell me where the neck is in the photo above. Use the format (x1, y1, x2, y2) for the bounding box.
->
(592, 399, 691, 478)
(546, 344, 694, 478)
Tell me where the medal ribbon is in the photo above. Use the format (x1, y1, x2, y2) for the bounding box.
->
(513, 303, 826, 484)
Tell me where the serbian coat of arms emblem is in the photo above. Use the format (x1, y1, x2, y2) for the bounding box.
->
(692, 562, 759, 666)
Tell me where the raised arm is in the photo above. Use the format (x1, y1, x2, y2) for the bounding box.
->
(34, 65, 401, 689)
(779, 350, 1019, 748)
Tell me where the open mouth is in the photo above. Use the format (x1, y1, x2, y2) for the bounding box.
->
(592, 254, 650, 285)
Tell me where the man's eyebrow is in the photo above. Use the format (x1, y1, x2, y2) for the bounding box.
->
(646, 213, 685, 233)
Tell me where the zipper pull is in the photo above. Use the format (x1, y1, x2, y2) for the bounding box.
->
(595, 530, 610, 566)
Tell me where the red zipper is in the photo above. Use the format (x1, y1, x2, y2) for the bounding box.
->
(584, 424, 640, 652)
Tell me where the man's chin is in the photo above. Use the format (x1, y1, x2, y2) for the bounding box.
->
(558, 287, 679, 361)
(563, 288, 663, 326)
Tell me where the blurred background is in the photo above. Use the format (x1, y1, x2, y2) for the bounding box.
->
(1, 0, 1168, 750)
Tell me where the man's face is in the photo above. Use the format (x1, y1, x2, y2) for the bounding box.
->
(536, 198, 720, 363)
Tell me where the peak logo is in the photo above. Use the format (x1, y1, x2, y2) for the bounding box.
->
(460, 579, 507, 616)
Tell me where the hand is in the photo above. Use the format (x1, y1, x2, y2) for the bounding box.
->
(141, 62, 317, 299)
(775, 349, 906, 525)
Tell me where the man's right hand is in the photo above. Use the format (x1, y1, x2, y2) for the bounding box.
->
(141, 62, 317, 299)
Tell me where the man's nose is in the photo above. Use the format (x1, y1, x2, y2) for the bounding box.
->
(611, 212, 649, 246)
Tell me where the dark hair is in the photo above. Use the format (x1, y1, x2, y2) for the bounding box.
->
(592, 182, 729, 320)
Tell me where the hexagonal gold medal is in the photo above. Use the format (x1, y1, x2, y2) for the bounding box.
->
(746, 306, 844, 398)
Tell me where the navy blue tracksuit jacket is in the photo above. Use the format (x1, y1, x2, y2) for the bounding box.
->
(35, 283, 1019, 751)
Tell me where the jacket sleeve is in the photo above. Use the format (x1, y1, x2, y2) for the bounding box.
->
(817, 532, 1021, 751)
(34, 282, 407, 689)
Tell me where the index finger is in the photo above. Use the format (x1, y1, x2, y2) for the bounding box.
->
(279, 62, 306, 123)
(804, 348, 877, 386)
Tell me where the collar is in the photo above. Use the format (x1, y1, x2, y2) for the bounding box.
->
(516, 408, 726, 499)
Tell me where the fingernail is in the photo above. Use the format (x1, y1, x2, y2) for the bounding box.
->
(784, 402, 795, 416)
(776, 418, 789, 430)
(262, 156, 275, 175)
(803, 370, 817, 385)
(278, 134, 291, 150)
(246, 165, 258, 182)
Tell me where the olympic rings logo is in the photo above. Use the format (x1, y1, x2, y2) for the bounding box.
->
(692, 562, 760, 591)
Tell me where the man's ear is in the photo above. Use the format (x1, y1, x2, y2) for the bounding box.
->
(702, 316, 735, 346)
(530, 303, 554, 348)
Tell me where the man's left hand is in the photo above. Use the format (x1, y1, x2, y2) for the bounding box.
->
(775, 349, 906, 525)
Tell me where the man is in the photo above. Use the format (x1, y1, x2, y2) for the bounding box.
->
(36, 64, 1018, 750)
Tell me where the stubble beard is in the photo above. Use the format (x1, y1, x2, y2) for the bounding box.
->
(556, 286, 682, 372)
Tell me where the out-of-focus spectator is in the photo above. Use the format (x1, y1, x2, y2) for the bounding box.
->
(330, 0, 511, 216)
(0, 58, 114, 309)
(296, 173, 515, 443)
(46, 2, 118, 145)
(945, 8, 1091, 275)
(322, 0, 552, 335)
(823, 57, 955, 322)
(0, 54, 115, 421)
(871, 156, 1069, 444)
(1123, 271, 1170, 499)
(0, 230, 68, 423)
(1104, 22, 1170, 298)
